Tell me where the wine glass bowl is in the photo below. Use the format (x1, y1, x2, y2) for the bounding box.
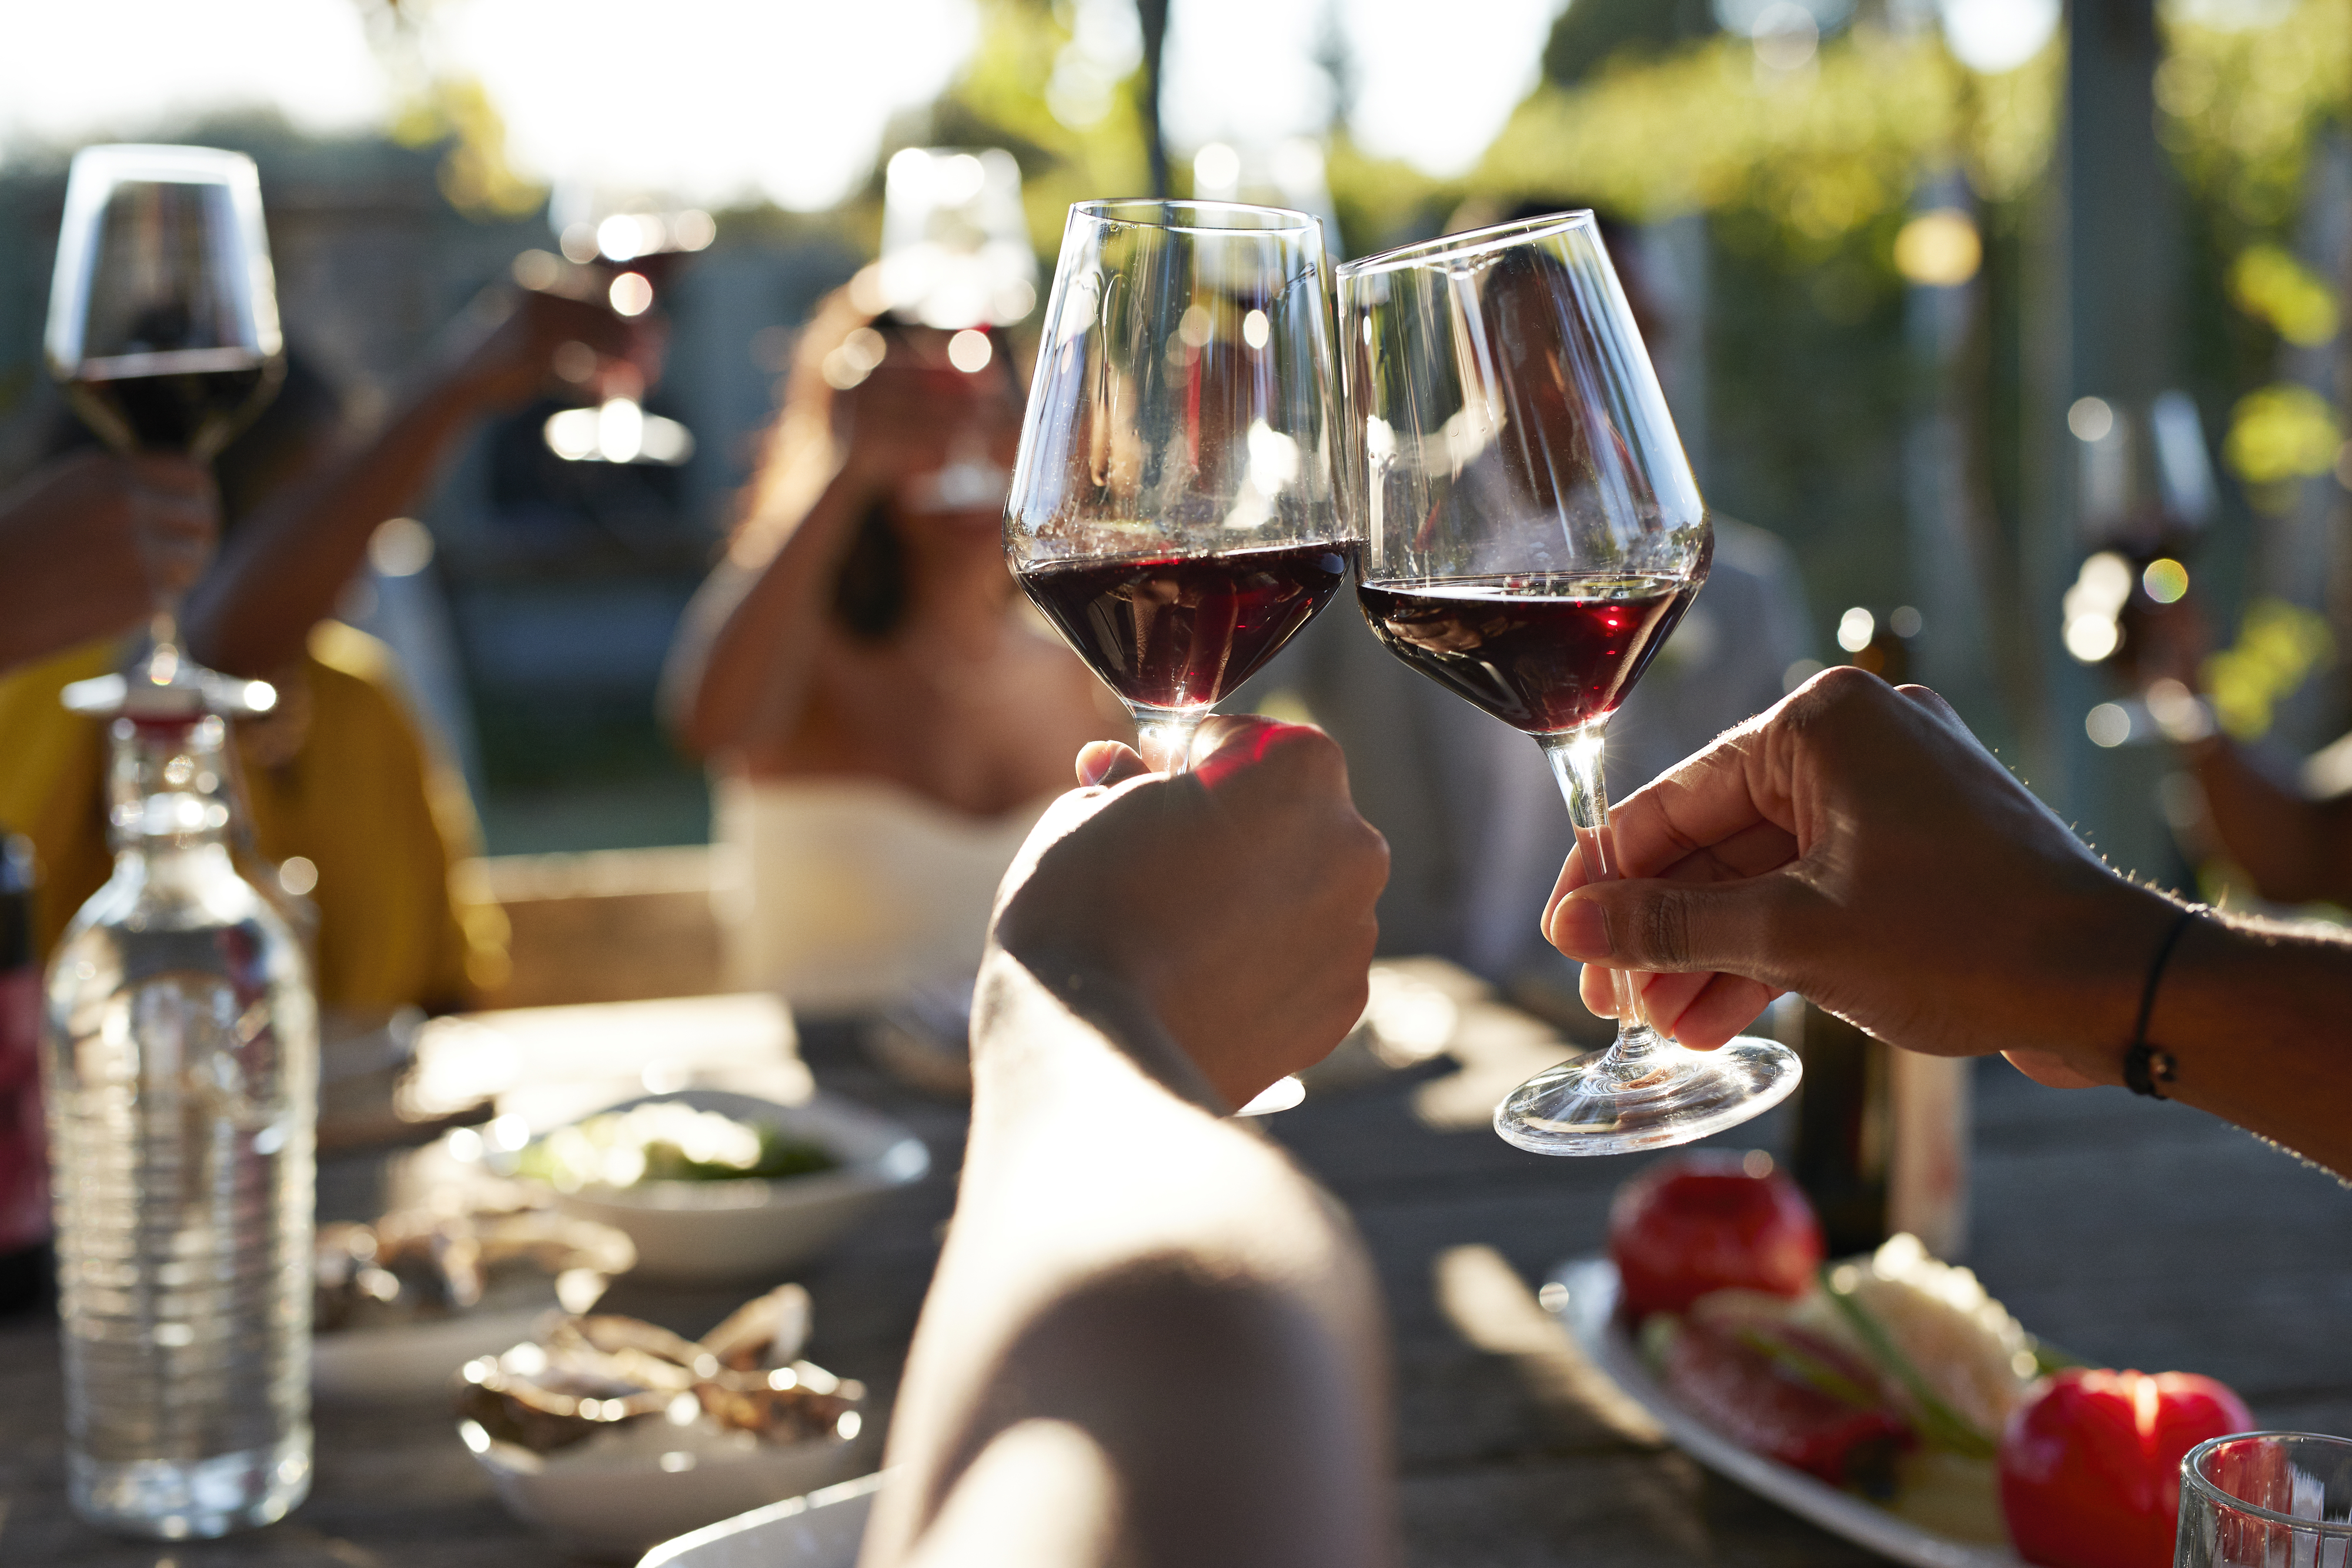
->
(46, 145, 283, 464)
(1006, 200, 1352, 774)
(1338, 211, 1798, 1155)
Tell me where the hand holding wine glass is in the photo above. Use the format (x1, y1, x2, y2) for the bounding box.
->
(44, 143, 282, 683)
(1006, 200, 1354, 775)
(0, 452, 216, 674)
(1339, 212, 1799, 1155)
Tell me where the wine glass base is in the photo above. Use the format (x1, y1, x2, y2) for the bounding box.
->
(1492, 1034, 1802, 1156)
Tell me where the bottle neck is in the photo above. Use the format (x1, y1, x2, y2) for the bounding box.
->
(105, 715, 235, 857)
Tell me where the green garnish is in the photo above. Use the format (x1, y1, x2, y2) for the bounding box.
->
(518, 1103, 837, 1191)
(1734, 1325, 1886, 1410)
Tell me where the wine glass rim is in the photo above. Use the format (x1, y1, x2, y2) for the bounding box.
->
(69, 142, 260, 186)
(1071, 198, 1322, 237)
(1338, 209, 1596, 279)
(2180, 1431, 2352, 1533)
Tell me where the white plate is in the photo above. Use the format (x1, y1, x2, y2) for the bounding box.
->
(527, 1089, 930, 1283)
(636, 1470, 884, 1568)
(1545, 1256, 2026, 1568)
(313, 1301, 553, 1400)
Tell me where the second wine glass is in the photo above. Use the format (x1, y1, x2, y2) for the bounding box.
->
(1339, 211, 1800, 1155)
(1005, 200, 1354, 775)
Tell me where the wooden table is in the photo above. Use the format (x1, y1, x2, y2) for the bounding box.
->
(6, 986, 2350, 1567)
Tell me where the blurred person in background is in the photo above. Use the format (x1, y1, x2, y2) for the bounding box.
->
(664, 276, 1122, 1018)
(0, 273, 640, 1014)
(1268, 201, 1812, 1022)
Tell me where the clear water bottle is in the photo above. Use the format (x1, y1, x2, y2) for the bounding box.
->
(43, 704, 316, 1537)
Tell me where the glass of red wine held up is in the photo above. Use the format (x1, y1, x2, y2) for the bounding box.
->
(1338, 212, 1799, 1155)
(1007, 200, 1354, 777)
(45, 143, 284, 715)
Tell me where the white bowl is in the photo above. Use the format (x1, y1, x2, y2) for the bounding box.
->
(636, 1472, 885, 1568)
(530, 1089, 930, 1283)
(464, 1413, 868, 1562)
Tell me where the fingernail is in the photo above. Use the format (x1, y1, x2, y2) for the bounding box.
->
(1077, 750, 1110, 787)
(1548, 895, 1612, 961)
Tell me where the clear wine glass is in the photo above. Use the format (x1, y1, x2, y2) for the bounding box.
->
(44, 143, 284, 681)
(1006, 199, 1354, 776)
(1337, 211, 1800, 1155)
(2177, 1433, 2352, 1568)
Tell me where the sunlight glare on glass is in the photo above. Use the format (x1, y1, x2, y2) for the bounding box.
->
(608, 272, 654, 317)
(947, 329, 994, 373)
(1242, 309, 1272, 350)
(368, 517, 436, 578)
(2068, 396, 2116, 442)
(2086, 703, 2133, 748)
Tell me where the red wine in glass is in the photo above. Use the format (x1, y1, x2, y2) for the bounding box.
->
(1019, 540, 1354, 714)
(1357, 573, 1697, 735)
(65, 352, 273, 459)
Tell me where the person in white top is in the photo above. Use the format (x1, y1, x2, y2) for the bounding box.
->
(664, 279, 1123, 1014)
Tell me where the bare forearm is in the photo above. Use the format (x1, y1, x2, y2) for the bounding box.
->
(185, 385, 480, 675)
(2193, 743, 2341, 904)
(2042, 900, 2352, 1176)
(666, 482, 860, 756)
(867, 949, 1394, 1568)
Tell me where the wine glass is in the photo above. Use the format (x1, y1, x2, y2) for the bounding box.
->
(1337, 211, 1800, 1155)
(2176, 1433, 2352, 1567)
(44, 143, 284, 683)
(1006, 199, 1354, 777)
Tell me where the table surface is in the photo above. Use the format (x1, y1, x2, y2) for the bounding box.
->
(6, 984, 2350, 1567)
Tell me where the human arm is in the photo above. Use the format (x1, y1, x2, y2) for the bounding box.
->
(0, 452, 215, 673)
(858, 717, 1396, 1568)
(2185, 737, 2352, 905)
(1541, 666, 2352, 1177)
(183, 286, 637, 676)
(662, 360, 993, 760)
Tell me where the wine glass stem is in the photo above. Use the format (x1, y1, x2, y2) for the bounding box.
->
(1135, 713, 1203, 777)
(1539, 725, 1668, 1068)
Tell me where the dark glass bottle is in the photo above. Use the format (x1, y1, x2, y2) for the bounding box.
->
(0, 831, 50, 1315)
(1784, 616, 1970, 1259)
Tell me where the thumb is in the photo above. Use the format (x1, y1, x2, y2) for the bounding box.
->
(1545, 874, 1787, 977)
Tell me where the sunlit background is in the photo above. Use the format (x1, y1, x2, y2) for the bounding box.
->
(0, 0, 2343, 896)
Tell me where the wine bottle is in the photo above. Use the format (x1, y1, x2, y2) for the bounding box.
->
(1782, 1004, 1970, 1259)
(0, 831, 48, 1315)
(1783, 613, 1970, 1258)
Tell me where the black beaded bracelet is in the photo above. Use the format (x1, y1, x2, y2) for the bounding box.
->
(2123, 904, 2200, 1099)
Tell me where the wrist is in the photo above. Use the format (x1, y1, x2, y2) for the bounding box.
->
(2026, 875, 2187, 1088)
(975, 944, 1232, 1116)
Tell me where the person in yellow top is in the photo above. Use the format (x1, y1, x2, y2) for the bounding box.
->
(3, 273, 642, 1014)
(0, 624, 492, 1010)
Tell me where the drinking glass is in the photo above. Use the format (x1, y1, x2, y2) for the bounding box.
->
(2178, 1432, 2352, 1568)
(1337, 211, 1800, 1155)
(1006, 199, 1353, 775)
(45, 143, 283, 676)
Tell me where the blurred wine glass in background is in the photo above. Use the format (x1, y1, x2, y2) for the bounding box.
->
(534, 182, 714, 468)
